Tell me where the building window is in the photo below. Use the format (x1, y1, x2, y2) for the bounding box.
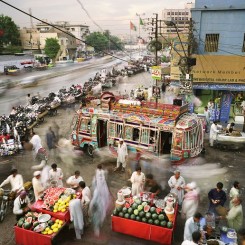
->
(175, 12, 178, 15)
(182, 12, 185, 15)
(171, 11, 174, 15)
(71, 28, 75, 31)
(167, 12, 170, 15)
(205, 34, 219, 52)
(242, 34, 245, 52)
(175, 17, 178, 20)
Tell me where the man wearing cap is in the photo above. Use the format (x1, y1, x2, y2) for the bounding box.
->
(32, 171, 45, 201)
(0, 168, 24, 193)
(114, 138, 128, 172)
(168, 170, 186, 208)
(13, 191, 32, 220)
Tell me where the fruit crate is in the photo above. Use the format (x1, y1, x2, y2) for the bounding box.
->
(111, 215, 177, 245)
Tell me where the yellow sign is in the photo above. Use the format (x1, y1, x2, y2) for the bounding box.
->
(151, 66, 162, 80)
(191, 55, 245, 83)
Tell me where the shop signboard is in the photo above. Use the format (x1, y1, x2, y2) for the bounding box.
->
(151, 66, 162, 80)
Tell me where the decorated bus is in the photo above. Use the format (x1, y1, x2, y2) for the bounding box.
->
(71, 96, 204, 162)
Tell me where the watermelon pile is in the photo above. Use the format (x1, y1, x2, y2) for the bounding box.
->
(16, 211, 64, 235)
(113, 197, 173, 229)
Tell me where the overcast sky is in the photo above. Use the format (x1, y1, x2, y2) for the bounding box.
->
(1, 0, 192, 36)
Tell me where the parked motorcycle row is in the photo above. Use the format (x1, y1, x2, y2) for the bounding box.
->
(0, 59, 151, 157)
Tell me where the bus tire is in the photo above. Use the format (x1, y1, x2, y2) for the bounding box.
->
(87, 145, 94, 157)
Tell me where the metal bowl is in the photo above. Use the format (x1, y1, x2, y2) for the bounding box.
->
(38, 214, 51, 223)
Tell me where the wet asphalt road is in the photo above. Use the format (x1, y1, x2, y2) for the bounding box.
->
(0, 63, 245, 245)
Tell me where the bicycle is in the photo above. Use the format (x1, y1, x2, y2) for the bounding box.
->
(0, 188, 12, 222)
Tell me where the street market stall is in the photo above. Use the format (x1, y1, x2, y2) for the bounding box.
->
(15, 211, 67, 245)
(111, 188, 178, 245)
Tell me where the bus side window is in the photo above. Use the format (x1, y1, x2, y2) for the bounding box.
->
(133, 128, 140, 141)
(150, 130, 156, 144)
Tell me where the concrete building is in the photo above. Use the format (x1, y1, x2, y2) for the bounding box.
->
(36, 21, 90, 51)
(189, 0, 245, 122)
(19, 28, 40, 51)
(162, 2, 194, 35)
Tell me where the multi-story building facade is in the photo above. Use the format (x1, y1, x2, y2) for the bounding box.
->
(19, 28, 40, 51)
(162, 2, 194, 34)
(190, 0, 245, 121)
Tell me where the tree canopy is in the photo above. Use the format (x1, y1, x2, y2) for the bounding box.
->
(0, 15, 20, 53)
(44, 38, 60, 62)
(86, 31, 124, 52)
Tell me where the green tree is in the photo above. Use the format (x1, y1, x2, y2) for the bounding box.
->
(44, 38, 60, 63)
(109, 35, 124, 51)
(86, 32, 108, 52)
(0, 15, 20, 53)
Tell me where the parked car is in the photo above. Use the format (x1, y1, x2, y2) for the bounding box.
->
(4, 65, 20, 75)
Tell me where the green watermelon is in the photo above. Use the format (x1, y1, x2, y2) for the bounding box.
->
(154, 219, 160, 226)
(130, 214, 136, 220)
(142, 202, 148, 207)
(134, 209, 139, 216)
(17, 220, 24, 227)
(118, 212, 124, 217)
(122, 207, 128, 213)
(147, 219, 153, 224)
(48, 220, 54, 226)
(23, 222, 32, 229)
(145, 212, 152, 219)
(139, 211, 145, 218)
(158, 214, 165, 221)
(113, 209, 119, 216)
(134, 198, 142, 205)
(137, 205, 143, 211)
(142, 217, 147, 223)
(167, 221, 173, 229)
(144, 205, 150, 213)
(33, 221, 40, 228)
(124, 213, 130, 219)
(116, 206, 123, 212)
(152, 213, 158, 220)
(135, 216, 141, 222)
(160, 221, 167, 227)
(150, 207, 156, 213)
(132, 203, 138, 210)
(127, 208, 133, 214)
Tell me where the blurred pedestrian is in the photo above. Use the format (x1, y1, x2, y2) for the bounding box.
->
(49, 163, 63, 187)
(30, 131, 42, 157)
(209, 121, 222, 147)
(46, 127, 56, 160)
(69, 199, 84, 240)
(208, 182, 227, 215)
(182, 182, 200, 220)
(204, 106, 210, 133)
(226, 197, 243, 232)
(90, 164, 112, 237)
(130, 166, 145, 196)
(32, 171, 44, 201)
(52, 120, 60, 143)
(229, 181, 240, 208)
(168, 170, 185, 208)
(114, 138, 128, 172)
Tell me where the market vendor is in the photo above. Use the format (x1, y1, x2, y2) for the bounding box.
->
(226, 122, 235, 133)
(32, 171, 45, 201)
(145, 173, 162, 197)
(66, 171, 84, 189)
(13, 191, 32, 220)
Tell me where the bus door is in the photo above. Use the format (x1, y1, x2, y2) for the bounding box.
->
(159, 131, 172, 154)
(97, 119, 107, 147)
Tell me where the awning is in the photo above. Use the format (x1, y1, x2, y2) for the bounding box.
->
(193, 83, 245, 91)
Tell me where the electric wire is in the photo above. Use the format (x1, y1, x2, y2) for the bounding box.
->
(0, 0, 132, 63)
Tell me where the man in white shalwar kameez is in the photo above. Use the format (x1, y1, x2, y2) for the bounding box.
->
(168, 170, 185, 206)
(30, 132, 43, 156)
(115, 138, 128, 172)
(49, 163, 63, 187)
(209, 121, 222, 147)
(130, 166, 145, 196)
(32, 171, 45, 201)
(69, 199, 84, 240)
